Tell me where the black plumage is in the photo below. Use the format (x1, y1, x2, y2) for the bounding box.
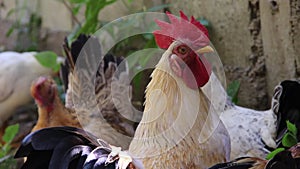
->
(276, 80, 300, 142)
(208, 157, 261, 169)
(209, 146, 300, 169)
(14, 126, 135, 169)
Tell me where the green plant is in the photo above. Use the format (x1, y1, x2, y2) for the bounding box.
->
(0, 124, 19, 169)
(226, 80, 241, 104)
(5, 0, 42, 51)
(61, 0, 117, 44)
(265, 147, 285, 160)
(282, 121, 298, 147)
(34, 51, 61, 72)
(266, 121, 298, 160)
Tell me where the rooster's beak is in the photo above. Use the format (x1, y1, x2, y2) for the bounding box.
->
(196, 46, 214, 54)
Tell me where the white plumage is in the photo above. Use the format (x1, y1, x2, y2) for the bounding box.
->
(0, 51, 62, 126)
(221, 104, 277, 159)
(203, 73, 300, 160)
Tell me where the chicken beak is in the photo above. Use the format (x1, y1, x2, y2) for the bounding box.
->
(196, 46, 214, 54)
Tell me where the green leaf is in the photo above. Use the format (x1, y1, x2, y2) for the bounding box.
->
(282, 132, 298, 147)
(34, 51, 61, 72)
(287, 120, 297, 136)
(5, 27, 14, 37)
(226, 80, 240, 104)
(53, 64, 61, 73)
(2, 124, 19, 144)
(69, 0, 86, 3)
(72, 4, 82, 15)
(266, 147, 285, 160)
(5, 8, 17, 18)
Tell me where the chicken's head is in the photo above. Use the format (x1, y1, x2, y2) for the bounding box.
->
(31, 76, 57, 112)
(153, 11, 213, 89)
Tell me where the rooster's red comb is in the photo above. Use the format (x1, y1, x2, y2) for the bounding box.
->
(153, 11, 209, 50)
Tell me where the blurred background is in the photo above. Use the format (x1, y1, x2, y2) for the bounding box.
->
(1, 0, 299, 110)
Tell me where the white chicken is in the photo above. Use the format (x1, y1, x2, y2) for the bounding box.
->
(0, 51, 63, 126)
(204, 73, 300, 159)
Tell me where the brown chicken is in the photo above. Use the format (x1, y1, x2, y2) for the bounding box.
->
(30, 76, 81, 131)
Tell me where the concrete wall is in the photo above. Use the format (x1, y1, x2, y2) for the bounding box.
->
(169, 0, 300, 109)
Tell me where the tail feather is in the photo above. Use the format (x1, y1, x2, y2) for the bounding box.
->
(61, 34, 137, 148)
(273, 80, 300, 143)
(208, 157, 265, 169)
(63, 145, 93, 169)
(19, 150, 53, 169)
(49, 135, 91, 169)
(265, 150, 296, 169)
(14, 126, 139, 169)
(83, 147, 116, 169)
(209, 145, 300, 169)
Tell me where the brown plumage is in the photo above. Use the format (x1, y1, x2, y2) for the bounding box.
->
(30, 76, 81, 132)
(61, 34, 139, 149)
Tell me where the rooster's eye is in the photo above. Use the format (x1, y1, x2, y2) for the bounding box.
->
(178, 46, 188, 55)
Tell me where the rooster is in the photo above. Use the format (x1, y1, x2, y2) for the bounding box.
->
(0, 51, 62, 126)
(216, 79, 300, 159)
(30, 76, 81, 131)
(128, 11, 230, 168)
(208, 142, 300, 169)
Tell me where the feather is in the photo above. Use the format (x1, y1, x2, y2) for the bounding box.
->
(62, 145, 93, 169)
(208, 157, 260, 169)
(83, 147, 116, 169)
(0, 51, 62, 125)
(62, 34, 137, 149)
(210, 78, 300, 159)
(15, 126, 139, 169)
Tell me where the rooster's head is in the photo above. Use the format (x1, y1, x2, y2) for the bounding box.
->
(31, 76, 57, 112)
(153, 11, 213, 89)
